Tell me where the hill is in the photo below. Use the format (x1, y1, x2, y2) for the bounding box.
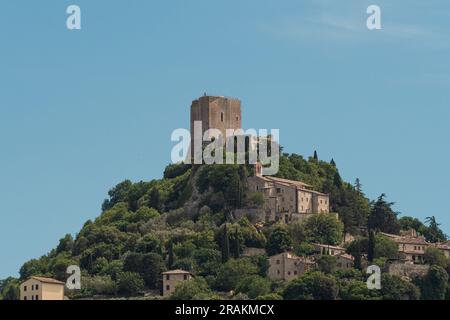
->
(1, 151, 449, 300)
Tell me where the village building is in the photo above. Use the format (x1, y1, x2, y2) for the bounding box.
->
(313, 243, 354, 269)
(162, 269, 193, 297)
(434, 242, 450, 258)
(381, 230, 430, 264)
(20, 276, 65, 300)
(248, 163, 331, 223)
(267, 252, 315, 281)
(313, 243, 346, 256)
(335, 253, 354, 269)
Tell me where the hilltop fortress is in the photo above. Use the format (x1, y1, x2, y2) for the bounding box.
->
(189, 95, 330, 224)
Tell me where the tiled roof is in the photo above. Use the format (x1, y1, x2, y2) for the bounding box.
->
(380, 232, 428, 245)
(162, 269, 192, 275)
(31, 276, 65, 285)
(313, 243, 346, 251)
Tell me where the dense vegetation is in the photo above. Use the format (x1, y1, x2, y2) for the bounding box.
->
(1, 151, 449, 300)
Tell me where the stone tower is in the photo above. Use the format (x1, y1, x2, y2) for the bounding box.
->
(190, 95, 242, 158)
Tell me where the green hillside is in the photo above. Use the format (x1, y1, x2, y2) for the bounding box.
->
(1, 152, 449, 300)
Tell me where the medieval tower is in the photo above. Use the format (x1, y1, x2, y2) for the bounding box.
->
(190, 95, 242, 158)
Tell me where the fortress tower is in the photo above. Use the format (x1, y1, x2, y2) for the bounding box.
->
(190, 95, 242, 159)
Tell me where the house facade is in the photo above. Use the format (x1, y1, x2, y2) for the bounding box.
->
(162, 269, 193, 297)
(20, 276, 65, 300)
(248, 163, 331, 223)
(267, 252, 315, 281)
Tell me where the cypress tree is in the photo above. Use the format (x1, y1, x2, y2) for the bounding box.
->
(167, 239, 174, 269)
(313, 150, 318, 161)
(354, 243, 362, 270)
(222, 224, 230, 263)
(149, 188, 160, 211)
(232, 227, 240, 259)
(368, 230, 375, 262)
(330, 158, 336, 167)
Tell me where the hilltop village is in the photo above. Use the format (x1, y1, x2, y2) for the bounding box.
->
(1, 95, 449, 301)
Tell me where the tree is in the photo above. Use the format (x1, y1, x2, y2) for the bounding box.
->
(214, 259, 259, 291)
(423, 247, 449, 269)
(167, 240, 174, 269)
(123, 252, 165, 289)
(266, 225, 293, 256)
(380, 274, 420, 300)
(117, 272, 145, 296)
(424, 216, 447, 243)
(169, 277, 213, 300)
(368, 194, 400, 234)
(149, 188, 161, 211)
(221, 224, 230, 263)
(283, 271, 338, 300)
(0, 278, 20, 300)
(333, 172, 343, 188)
(373, 235, 398, 259)
(354, 178, 362, 193)
(316, 255, 337, 274)
(56, 234, 74, 254)
(419, 265, 449, 300)
(368, 230, 375, 262)
(236, 275, 271, 299)
(339, 279, 380, 300)
(231, 227, 241, 259)
(303, 213, 343, 245)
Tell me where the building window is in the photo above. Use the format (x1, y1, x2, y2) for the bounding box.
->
(31, 296, 34, 300)
(35, 295, 39, 300)
(31, 285, 34, 291)
(294, 271, 297, 275)
(166, 285, 170, 291)
(277, 270, 280, 275)
(287, 271, 291, 275)
(24, 286, 27, 292)
(221, 112, 224, 122)
(166, 275, 170, 280)
(24, 296, 27, 301)
(35, 284, 39, 290)
(236, 116, 239, 121)
(276, 188, 281, 193)
(276, 260, 280, 265)
(183, 275, 188, 280)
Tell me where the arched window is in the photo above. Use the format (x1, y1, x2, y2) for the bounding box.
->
(221, 112, 224, 122)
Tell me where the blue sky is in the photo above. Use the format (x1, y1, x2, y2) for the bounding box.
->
(1, 0, 449, 279)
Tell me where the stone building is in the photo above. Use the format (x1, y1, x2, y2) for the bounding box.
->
(313, 243, 346, 256)
(248, 163, 330, 223)
(162, 269, 193, 297)
(381, 231, 429, 264)
(267, 252, 315, 281)
(335, 253, 354, 269)
(20, 276, 65, 300)
(190, 95, 242, 159)
(382, 230, 450, 265)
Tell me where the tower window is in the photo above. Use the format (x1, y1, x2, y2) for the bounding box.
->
(221, 112, 224, 122)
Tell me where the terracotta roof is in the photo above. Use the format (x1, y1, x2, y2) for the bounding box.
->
(337, 253, 354, 261)
(380, 232, 428, 245)
(162, 269, 192, 275)
(253, 175, 328, 196)
(265, 176, 312, 188)
(313, 243, 346, 251)
(31, 276, 65, 285)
